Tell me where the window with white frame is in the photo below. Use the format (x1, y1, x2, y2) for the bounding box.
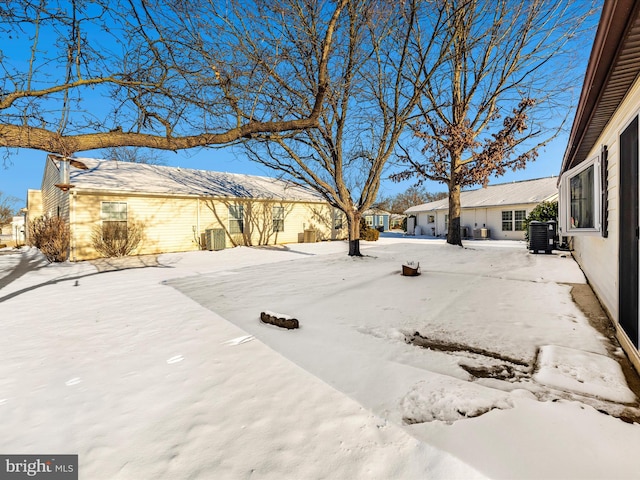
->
(428, 215, 435, 223)
(229, 205, 244, 234)
(272, 206, 284, 233)
(502, 210, 526, 231)
(559, 155, 601, 235)
(365, 216, 373, 226)
(334, 211, 344, 230)
(445, 214, 449, 230)
(101, 202, 127, 238)
(378, 216, 384, 227)
(514, 210, 526, 231)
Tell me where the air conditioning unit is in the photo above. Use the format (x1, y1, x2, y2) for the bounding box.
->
(473, 228, 490, 239)
(529, 221, 556, 254)
(205, 228, 226, 251)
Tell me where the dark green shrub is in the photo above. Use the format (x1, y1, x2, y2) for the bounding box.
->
(524, 201, 558, 241)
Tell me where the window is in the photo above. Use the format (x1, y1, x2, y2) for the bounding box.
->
(365, 216, 373, 226)
(334, 212, 344, 230)
(229, 205, 244, 234)
(502, 211, 513, 231)
(570, 166, 594, 228)
(502, 210, 526, 231)
(559, 155, 601, 236)
(101, 202, 127, 238)
(378, 216, 384, 227)
(428, 215, 435, 223)
(514, 210, 526, 231)
(273, 206, 284, 233)
(445, 214, 449, 230)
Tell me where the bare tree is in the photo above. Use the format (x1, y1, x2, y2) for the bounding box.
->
(0, 0, 346, 159)
(101, 147, 167, 165)
(376, 187, 447, 214)
(0, 192, 20, 225)
(392, 0, 596, 245)
(243, 0, 450, 256)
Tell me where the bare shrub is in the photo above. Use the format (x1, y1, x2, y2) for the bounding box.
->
(91, 221, 145, 258)
(28, 216, 70, 262)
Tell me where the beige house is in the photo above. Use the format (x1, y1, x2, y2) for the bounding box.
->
(557, 0, 640, 371)
(28, 155, 346, 261)
(404, 177, 558, 240)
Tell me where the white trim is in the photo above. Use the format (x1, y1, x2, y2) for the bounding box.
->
(559, 155, 601, 236)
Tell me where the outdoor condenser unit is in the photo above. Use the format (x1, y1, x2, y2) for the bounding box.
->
(473, 228, 490, 239)
(529, 221, 556, 254)
(205, 228, 226, 251)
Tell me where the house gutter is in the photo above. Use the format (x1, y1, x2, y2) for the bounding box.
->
(560, 0, 638, 179)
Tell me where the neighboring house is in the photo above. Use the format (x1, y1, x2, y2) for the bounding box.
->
(27, 155, 346, 261)
(0, 215, 25, 247)
(557, 0, 640, 371)
(389, 214, 406, 230)
(362, 208, 391, 231)
(404, 177, 558, 240)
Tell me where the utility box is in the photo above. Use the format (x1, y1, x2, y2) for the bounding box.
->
(205, 228, 226, 251)
(303, 229, 317, 243)
(473, 228, 490, 239)
(529, 221, 556, 254)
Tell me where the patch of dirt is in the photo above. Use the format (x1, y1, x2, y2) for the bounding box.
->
(403, 329, 640, 423)
(566, 282, 640, 423)
(404, 331, 529, 367)
(458, 363, 524, 382)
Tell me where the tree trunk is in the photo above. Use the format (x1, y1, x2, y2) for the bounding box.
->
(448, 182, 463, 246)
(347, 211, 362, 256)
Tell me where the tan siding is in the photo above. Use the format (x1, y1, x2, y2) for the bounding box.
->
(25, 189, 43, 245)
(67, 191, 339, 261)
(71, 193, 202, 260)
(41, 157, 70, 220)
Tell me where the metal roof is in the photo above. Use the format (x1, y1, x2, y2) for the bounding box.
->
(561, 0, 640, 174)
(405, 177, 558, 214)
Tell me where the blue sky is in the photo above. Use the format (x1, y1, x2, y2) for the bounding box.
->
(1, 133, 567, 209)
(0, 0, 592, 210)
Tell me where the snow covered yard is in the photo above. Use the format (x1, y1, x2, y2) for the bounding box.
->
(1, 237, 640, 479)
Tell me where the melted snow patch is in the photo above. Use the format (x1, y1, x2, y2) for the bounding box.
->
(533, 345, 636, 403)
(400, 375, 514, 424)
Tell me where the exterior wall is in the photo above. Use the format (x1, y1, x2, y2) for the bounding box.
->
(363, 213, 390, 231)
(485, 205, 531, 240)
(25, 189, 43, 245)
(414, 211, 440, 236)
(66, 191, 342, 261)
(564, 77, 640, 325)
(41, 158, 70, 220)
(414, 204, 538, 239)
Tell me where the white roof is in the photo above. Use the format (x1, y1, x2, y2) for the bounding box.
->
(405, 177, 558, 214)
(57, 157, 324, 202)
